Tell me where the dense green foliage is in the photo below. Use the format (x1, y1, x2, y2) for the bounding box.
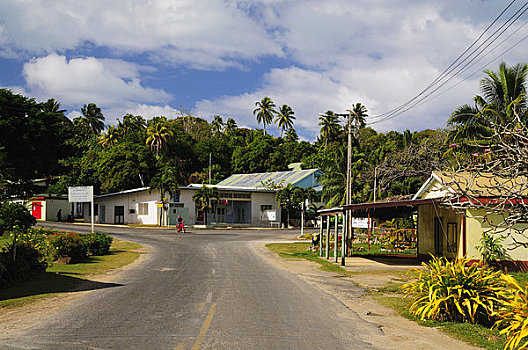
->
(0, 202, 36, 235)
(402, 256, 506, 325)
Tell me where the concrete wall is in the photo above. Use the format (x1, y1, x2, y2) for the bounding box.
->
(46, 199, 72, 222)
(250, 192, 281, 226)
(466, 209, 528, 261)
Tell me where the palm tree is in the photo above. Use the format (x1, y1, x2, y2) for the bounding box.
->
(118, 114, 146, 136)
(146, 119, 173, 158)
(224, 118, 238, 134)
(253, 97, 276, 135)
(318, 110, 340, 148)
(192, 184, 219, 226)
(80, 103, 105, 135)
(275, 104, 296, 137)
(149, 166, 180, 226)
(284, 128, 299, 143)
(99, 125, 120, 148)
(346, 103, 368, 136)
(41, 98, 66, 114)
(448, 62, 528, 142)
(210, 115, 224, 133)
(276, 184, 300, 228)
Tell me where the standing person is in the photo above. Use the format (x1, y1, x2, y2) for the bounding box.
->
(57, 209, 62, 222)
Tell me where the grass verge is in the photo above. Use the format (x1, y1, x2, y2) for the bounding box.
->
(266, 242, 355, 276)
(0, 239, 143, 309)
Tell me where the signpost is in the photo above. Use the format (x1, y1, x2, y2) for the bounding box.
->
(68, 186, 94, 234)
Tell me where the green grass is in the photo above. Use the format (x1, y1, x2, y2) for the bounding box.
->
(266, 242, 355, 276)
(0, 239, 143, 309)
(509, 271, 528, 288)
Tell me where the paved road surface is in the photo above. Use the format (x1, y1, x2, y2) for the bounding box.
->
(1, 223, 382, 349)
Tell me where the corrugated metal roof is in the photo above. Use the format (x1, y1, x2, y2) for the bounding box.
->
(216, 169, 322, 189)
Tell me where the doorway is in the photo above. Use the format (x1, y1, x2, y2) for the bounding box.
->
(114, 206, 124, 224)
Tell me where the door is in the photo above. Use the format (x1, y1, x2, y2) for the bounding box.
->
(32, 202, 42, 220)
(434, 217, 443, 256)
(114, 206, 125, 224)
(100, 206, 106, 223)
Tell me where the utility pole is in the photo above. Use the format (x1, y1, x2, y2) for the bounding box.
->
(374, 167, 377, 202)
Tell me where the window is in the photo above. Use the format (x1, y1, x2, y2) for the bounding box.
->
(261, 205, 272, 211)
(138, 203, 149, 216)
(233, 193, 250, 199)
(447, 223, 457, 252)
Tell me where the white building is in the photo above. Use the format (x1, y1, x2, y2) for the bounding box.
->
(82, 168, 322, 228)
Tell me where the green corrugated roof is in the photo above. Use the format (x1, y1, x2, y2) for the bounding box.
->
(217, 169, 322, 189)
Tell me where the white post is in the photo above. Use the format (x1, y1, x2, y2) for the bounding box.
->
(374, 167, 377, 202)
(91, 198, 94, 234)
(300, 202, 304, 237)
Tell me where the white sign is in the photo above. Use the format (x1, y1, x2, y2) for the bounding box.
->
(266, 210, 277, 221)
(68, 186, 93, 203)
(351, 217, 372, 229)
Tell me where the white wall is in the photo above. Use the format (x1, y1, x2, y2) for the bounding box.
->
(46, 199, 72, 222)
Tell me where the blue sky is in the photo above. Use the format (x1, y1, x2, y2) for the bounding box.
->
(1, 0, 527, 141)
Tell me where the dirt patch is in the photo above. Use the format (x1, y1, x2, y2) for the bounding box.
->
(256, 243, 482, 350)
(0, 246, 152, 339)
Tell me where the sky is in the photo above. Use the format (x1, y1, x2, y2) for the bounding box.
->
(1, 0, 527, 141)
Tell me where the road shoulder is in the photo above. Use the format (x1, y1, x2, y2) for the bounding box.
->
(256, 242, 482, 350)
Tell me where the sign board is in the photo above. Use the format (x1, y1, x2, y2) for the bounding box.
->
(68, 186, 93, 203)
(266, 210, 276, 222)
(351, 217, 372, 229)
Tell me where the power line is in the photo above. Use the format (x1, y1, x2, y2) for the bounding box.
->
(367, 0, 528, 125)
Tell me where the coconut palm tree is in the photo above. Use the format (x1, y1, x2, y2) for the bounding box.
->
(80, 103, 105, 135)
(448, 62, 528, 142)
(275, 104, 296, 137)
(99, 125, 120, 148)
(284, 128, 299, 143)
(210, 115, 224, 133)
(253, 97, 276, 135)
(318, 110, 340, 148)
(224, 117, 238, 134)
(146, 119, 173, 158)
(118, 114, 146, 136)
(192, 184, 219, 226)
(346, 103, 368, 136)
(41, 98, 66, 114)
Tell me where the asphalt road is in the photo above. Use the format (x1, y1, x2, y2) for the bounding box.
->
(1, 223, 382, 349)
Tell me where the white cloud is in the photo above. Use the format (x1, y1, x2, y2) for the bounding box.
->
(22, 53, 170, 107)
(0, 0, 283, 69)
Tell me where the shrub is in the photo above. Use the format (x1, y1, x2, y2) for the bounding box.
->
(494, 274, 528, 350)
(402, 255, 506, 325)
(0, 239, 48, 287)
(48, 232, 89, 263)
(0, 202, 36, 235)
(86, 232, 113, 256)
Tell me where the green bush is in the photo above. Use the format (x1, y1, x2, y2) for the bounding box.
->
(0, 240, 48, 287)
(0, 202, 36, 235)
(48, 232, 89, 263)
(86, 232, 113, 256)
(494, 274, 528, 350)
(402, 255, 506, 325)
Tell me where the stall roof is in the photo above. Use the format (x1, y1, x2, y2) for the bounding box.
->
(318, 198, 440, 217)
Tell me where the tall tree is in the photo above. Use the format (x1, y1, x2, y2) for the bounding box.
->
(448, 62, 528, 143)
(253, 97, 276, 135)
(146, 118, 173, 158)
(210, 115, 224, 133)
(318, 110, 340, 149)
(224, 117, 238, 134)
(99, 125, 120, 148)
(275, 104, 296, 137)
(78, 103, 105, 135)
(346, 103, 368, 136)
(284, 128, 299, 143)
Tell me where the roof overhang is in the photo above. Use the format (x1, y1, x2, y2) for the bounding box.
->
(318, 198, 440, 218)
